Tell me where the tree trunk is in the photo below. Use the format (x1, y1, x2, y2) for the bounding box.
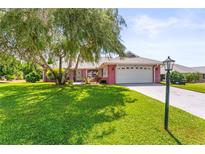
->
(57, 56, 64, 85)
(39, 55, 58, 83)
(63, 59, 72, 82)
(42, 65, 47, 82)
(74, 54, 80, 82)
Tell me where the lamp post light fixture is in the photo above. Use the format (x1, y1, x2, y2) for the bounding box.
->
(163, 56, 175, 130)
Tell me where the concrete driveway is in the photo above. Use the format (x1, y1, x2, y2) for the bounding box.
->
(122, 83, 205, 120)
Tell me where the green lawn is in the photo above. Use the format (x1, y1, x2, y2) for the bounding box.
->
(0, 82, 205, 145)
(166, 83, 205, 93)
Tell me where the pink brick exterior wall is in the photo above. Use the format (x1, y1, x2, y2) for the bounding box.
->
(154, 65, 161, 83)
(81, 69, 87, 79)
(107, 65, 116, 84)
(68, 70, 74, 80)
(44, 64, 161, 84)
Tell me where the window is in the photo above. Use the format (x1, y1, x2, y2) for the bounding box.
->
(87, 70, 98, 78)
(140, 67, 143, 69)
(122, 67, 125, 69)
(136, 67, 138, 69)
(126, 67, 129, 69)
(203, 74, 205, 79)
(144, 67, 147, 70)
(131, 67, 133, 69)
(103, 67, 108, 77)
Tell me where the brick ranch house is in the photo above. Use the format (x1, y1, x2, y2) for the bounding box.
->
(43, 56, 162, 84)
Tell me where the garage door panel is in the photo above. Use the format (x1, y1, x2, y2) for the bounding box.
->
(116, 65, 153, 83)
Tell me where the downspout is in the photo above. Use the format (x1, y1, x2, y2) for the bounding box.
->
(42, 66, 47, 82)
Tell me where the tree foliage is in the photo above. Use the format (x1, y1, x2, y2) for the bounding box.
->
(0, 9, 126, 85)
(125, 51, 138, 58)
(22, 62, 42, 79)
(25, 72, 41, 83)
(0, 52, 23, 80)
(184, 73, 200, 83)
(170, 71, 186, 84)
(170, 71, 200, 84)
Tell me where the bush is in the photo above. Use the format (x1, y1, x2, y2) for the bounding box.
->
(170, 71, 186, 84)
(46, 68, 65, 80)
(185, 73, 200, 83)
(83, 77, 91, 84)
(5, 74, 16, 81)
(67, 80, 74, 84)
(25, 72, 41, 83)
(160, 74, 165, 81)
(99, 80, 107, 84)
(16, 71, 24, 80)
(22, 62, 42, 79)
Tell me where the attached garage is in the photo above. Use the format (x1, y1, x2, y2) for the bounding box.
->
(116, 65, 153, 83)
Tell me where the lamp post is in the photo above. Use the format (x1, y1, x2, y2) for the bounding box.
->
(163, 56, 175, 130)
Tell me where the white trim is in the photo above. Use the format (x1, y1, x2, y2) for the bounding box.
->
(115, 64, 118, 83)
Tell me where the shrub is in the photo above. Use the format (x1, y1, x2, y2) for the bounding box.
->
(16, 71, 24, 80)
(5, 74, 16, 81)
(67, 80, 74, 84)
(83, 77, 91, 84)
(99, 80, 107, 84)
(22, 62, 42, 79)
(25, 72, 41, 83)
(160, 74, 165, 81)
(185, 73, 200, 83)
(46, 68, 65, 80)
(170, 71, 186, 84)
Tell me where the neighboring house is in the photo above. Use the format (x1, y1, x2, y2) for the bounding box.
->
(160, 64, 205, 82)
(44, 56, 162, 84)
(161, 64, 197, 75)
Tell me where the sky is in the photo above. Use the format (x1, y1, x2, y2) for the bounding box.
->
(119, 9, 205, 67)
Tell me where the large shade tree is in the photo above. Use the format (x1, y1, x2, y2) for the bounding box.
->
(0, 8, 126, 85)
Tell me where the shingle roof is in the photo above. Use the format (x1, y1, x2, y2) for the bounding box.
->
(100, 57, 162, 66)
(51, 56, 162, 69)
(192, 66, 205, 74)
(161, 64, 198, 74)
(72, 57, 110, 69)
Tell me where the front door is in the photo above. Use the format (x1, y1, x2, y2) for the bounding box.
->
(76, 70, 82, 81)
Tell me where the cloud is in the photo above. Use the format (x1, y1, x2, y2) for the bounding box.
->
(120, 9, 205, 66)
(132, 12, 205, 37)
(133, 15, 179, 37)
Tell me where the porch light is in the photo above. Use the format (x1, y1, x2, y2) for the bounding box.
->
(163, 56, 175, 130)
(163, 56, 175, 71)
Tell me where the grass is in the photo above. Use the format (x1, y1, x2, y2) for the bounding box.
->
(0, 82, 205, 145)
(161, 82, 205, 93)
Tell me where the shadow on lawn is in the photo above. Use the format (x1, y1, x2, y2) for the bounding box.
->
(0, 84, 134, 144)
(166, 130, 182, 145)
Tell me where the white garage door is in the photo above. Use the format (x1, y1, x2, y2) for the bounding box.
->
(116, 65, 153, 83)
